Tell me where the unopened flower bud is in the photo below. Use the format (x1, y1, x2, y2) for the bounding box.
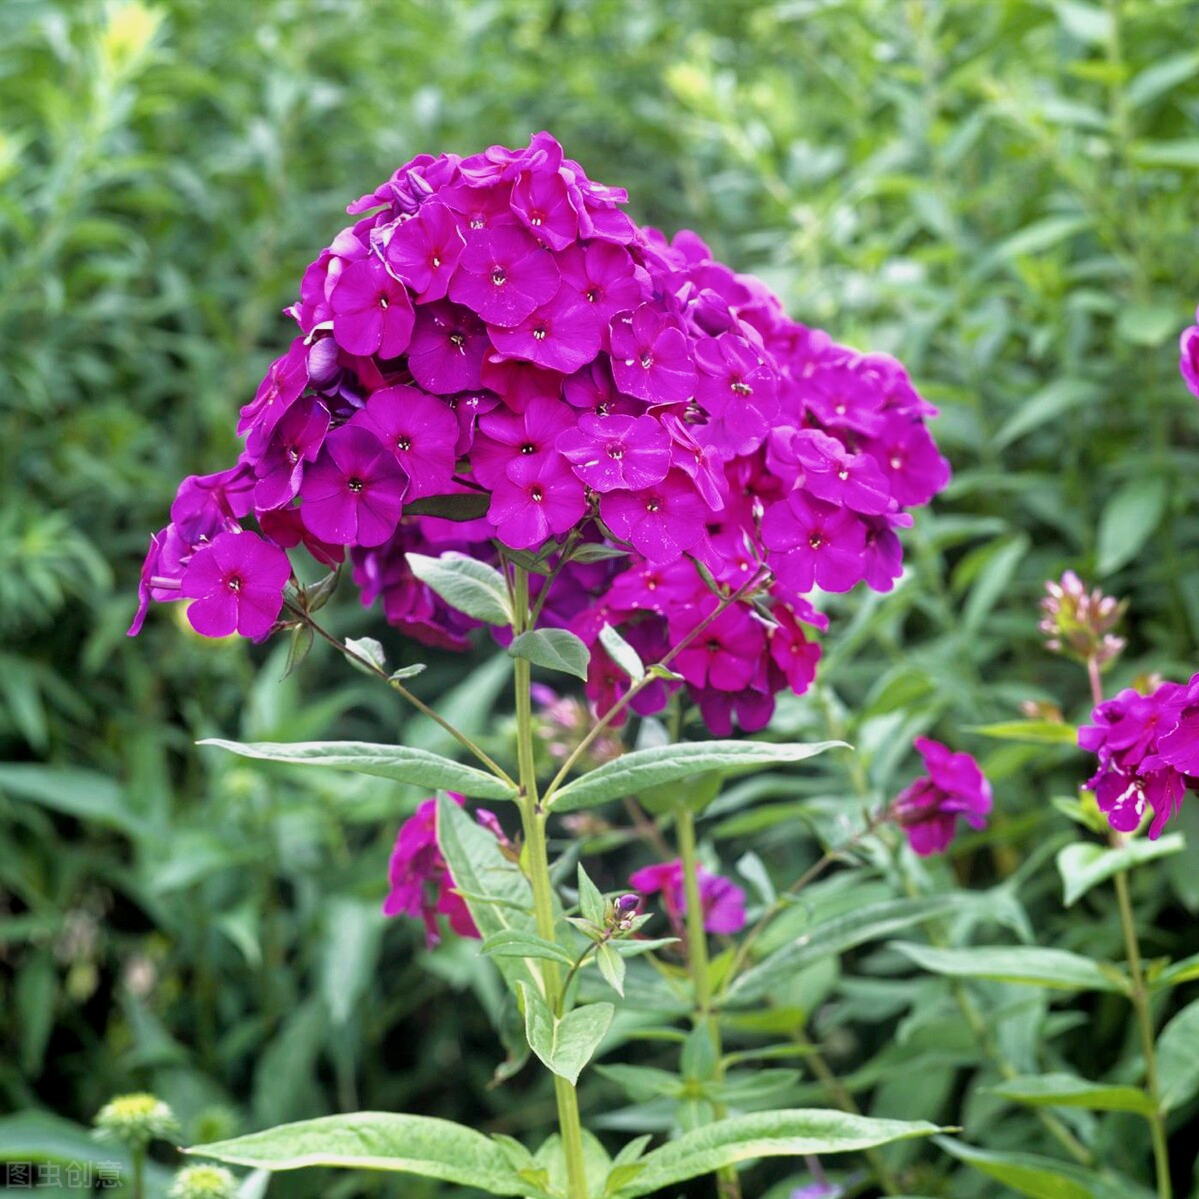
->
(168, 1164, 238, 1199)
(93, 1093, 179, 1150)
(1039, 571, 1126, 667)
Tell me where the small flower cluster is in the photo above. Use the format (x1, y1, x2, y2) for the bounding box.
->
(1038, 570, 1126, 668)
(628, 858, 746, 935)
(890, 736, 993, 856)
(383, 793, 509, 946)
(130, 132, 948, 731)
(1079, 673, 1199, 839)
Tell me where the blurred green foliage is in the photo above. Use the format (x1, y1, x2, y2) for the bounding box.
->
(2, 0, 1199, 1195)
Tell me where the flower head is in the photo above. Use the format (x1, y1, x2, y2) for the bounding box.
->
(891, 737, 992, 855)
(93, 1093, 179, 1149)
(1039, 570, 1126, 667)
(168, 1165, 238, 1199)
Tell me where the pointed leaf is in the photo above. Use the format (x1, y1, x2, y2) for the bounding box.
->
(727, 896, 959, 1004)
(1095, 477, 1166, 577)
(989, 1073, 1155, 1114)
(199, 740, 517, 800)
(481, 930, 575, 967)
(1057, 836, 1184, 906)
(612, 1111, 940, 1197)
(1157, 996, 1199, 1112)
(344, 636, 386, 674)
(970, 720, 1079, 745)
(892, 942, 1129, 994)
(599, 624, 645, 680)
(577, 864, 606, 925)
(519, 984, 614, 1085)
(508, 629, 590, 680)
(595, 943, 626, 997)
(406, 551, 513, 626)
(186, 1113, 532, 1194)
(547, 740, 846, 812)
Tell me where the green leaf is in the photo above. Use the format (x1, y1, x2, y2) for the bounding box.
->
(402, 492, 492, 521)
(727, 896, 959, 1004)
(344, 636, 385, 673)
(962, 534, 1029, 634)
(0, 764, 139, 837)
(406, 551, 513, 626)
(599, 624, 645, 680)
(989, 1072, 1155, 1114)
(390, 663, 428, 681)
(892, 942, 1129, 994)
(1116, 303, 1184, 348)
(199, 740, 517, 800)
(436, 795, 541, 996)
(595, 943, 626, 997)
(1127, 51, 1199, 109)
(988, 215, 1091, 265)
(1130, 139, 1199, 167)
(970, 720, 1079, 745)
(577, 863, 606, 925)
(508, 628, 590, 680)
(570, 543, 629, 564)
(994, 379, 1099, 449)
(518, 984, 614, 1085)
(611, 1111, 940, 1197)
(1095, 477, 1167, 577)
(1056, 836, 1185, 906)
(481, 930, 575, 967)
(933, 1136, 1153, 1199)
(186, 1112, 532, 1194)
(1052, 0, 1111, 44)
(547, 740, 846, 812)
(1157, 996, 1199, 1112)
(1151, 951, 1199, 990)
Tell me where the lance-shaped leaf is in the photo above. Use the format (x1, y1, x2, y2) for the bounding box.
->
(1157, 996, 1199, 1112)
(892, 942, 1130, 994)
(406, 551, 513, 626)
(599, 624, 645, 680)
(519, 984, 614, 1085)
(610, 1110, 940, 1198)
(933, 1136, 1156, 1199)
(508, 629, 590, 680)
(989, 1073, 1155, 1115)
(200, 740, 517, 801)
(437, 794, 542, 996)
(547, 740, 846, 812)
(185, 1113, 538, 1196)
(1056, 836, 1184, 907)
(726, 896, 959, 1005)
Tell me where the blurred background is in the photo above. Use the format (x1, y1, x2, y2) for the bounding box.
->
(2, 0, 1199, 1195)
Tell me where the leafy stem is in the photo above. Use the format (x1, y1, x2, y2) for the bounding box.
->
(281, 597, 516, 788)
(511, 565, 590, 1199)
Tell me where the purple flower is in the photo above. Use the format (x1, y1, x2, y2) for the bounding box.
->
(353, 384, 459, 499)
(488, 453, 587, 549)
(179, 530, 292, 640)
(473, 396, 578, 489)
(330, 255, 415, 359)
(670, 599, 765, 692)
(449, 225, 561, 327)
(407, 300, 489, 393)
(250, 397, 330, 511)
(609, 304, 696, 404)
(488, 292, 602, 374)
(237, 338, 309, 438)
(1181, 309, 1199, 399)
(556, 412, 671, 493)
(1080, 676, 1199, 838)
(381, 201, 466, 303)
(383, 793, 479, 947)
(600, 470, 710, 562)
(300, 424, 409, 547)
(789, 428, 891, 515)
(891, 737, 992, 856)
(762, 491, 867, 594)
(557, 242, 646, 322)
(511, 166, 578, 250)
(628, 859, 746, 936)
(693, 333, 779, 455)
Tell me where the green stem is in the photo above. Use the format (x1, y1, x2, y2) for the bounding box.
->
(675, 806, 741, 1199)
(284, 599, 516, 787)
(132, 1146, 144, 1199)
(512, 566, 590, 1199)
(1114, 867, 1172, 1199)
(796, 1031, 902, 1196)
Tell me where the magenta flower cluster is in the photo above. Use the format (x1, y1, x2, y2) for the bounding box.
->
(890, 736, 993, 856)
(130, 132, 948, 731)
(628, 858, 746, 936)
(1079, 674, 1199, 839)
(1181, 306, 1199, 399)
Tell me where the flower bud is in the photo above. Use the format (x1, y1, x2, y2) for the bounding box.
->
(168, 1164, 238, 1199)
(93, 1093, 179, 1150)
(1038, 570, 1126, 667)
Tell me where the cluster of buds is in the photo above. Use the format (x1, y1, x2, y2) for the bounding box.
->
(1038, 570, 1126, 668)
(93, 1093, 179, 1150)
(531, 683, 623, 766)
